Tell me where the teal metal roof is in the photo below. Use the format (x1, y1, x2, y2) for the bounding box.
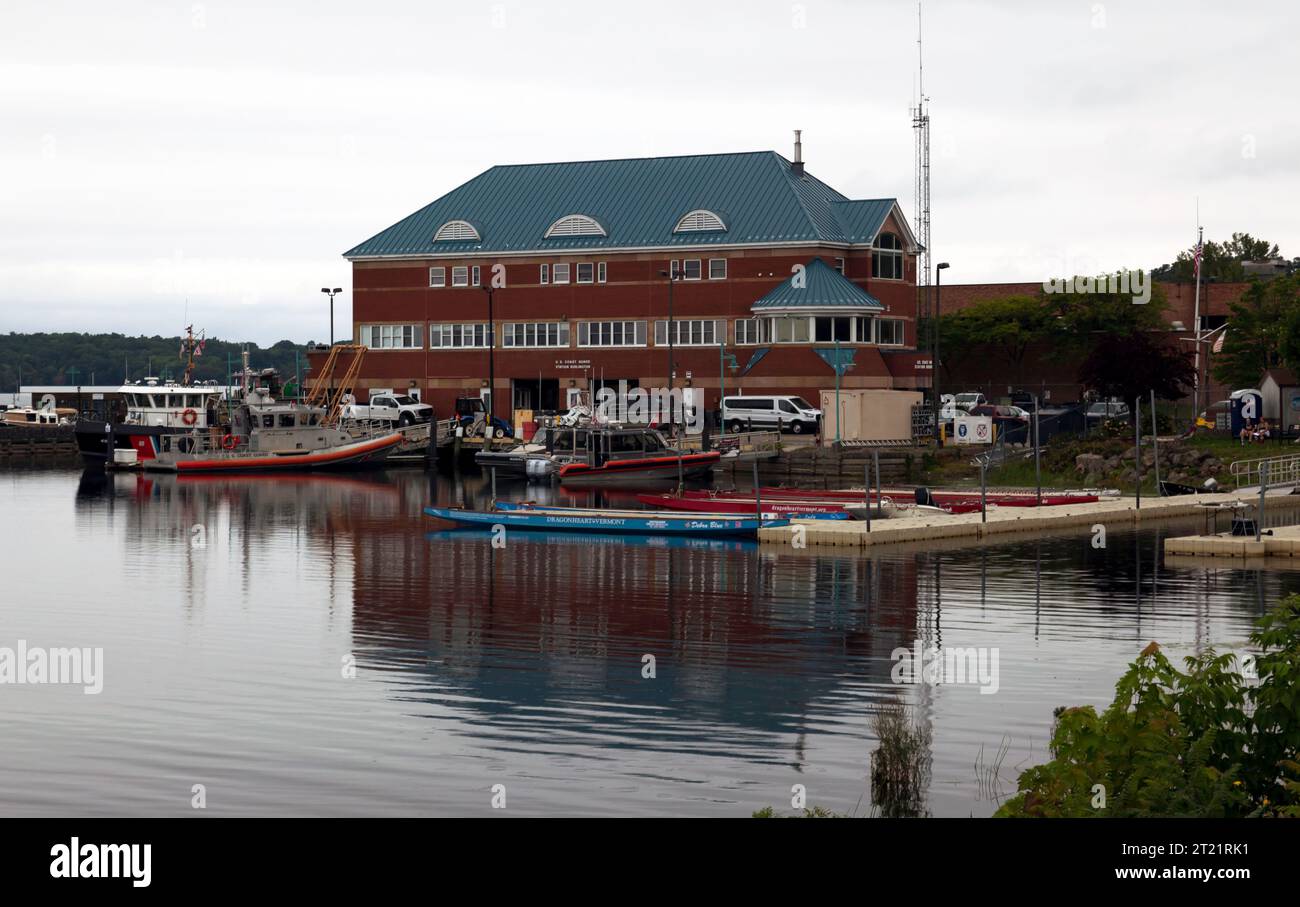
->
(344, 151, 905, 258)
(751, 258, 884, 310)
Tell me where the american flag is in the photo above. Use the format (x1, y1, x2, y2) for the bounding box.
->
(1212, 329, 1226, 354)
(1193, 238, 1203, 280)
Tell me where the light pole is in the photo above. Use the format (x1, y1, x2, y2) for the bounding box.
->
(321, 287, 343, 346)
(659, 266, 685, 427)
(719, 343, 738, 430)
(481, 283, 496, 435)
(933, 262, 950, 445)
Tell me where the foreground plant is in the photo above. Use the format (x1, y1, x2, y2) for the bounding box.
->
(997, 596, 1300, 818)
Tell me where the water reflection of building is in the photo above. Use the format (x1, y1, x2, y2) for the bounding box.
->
(348, 494, 923, 745)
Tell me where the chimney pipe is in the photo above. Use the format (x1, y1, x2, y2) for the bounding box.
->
(792, 129, 804, 176)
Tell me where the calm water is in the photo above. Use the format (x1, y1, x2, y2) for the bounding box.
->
(2, 466, 1297, 817)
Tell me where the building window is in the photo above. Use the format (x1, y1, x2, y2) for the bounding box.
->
(735, 318, 760, 345)
(430, 267, 446, 288)
(854, 316, 875, 343)
(471, 265, 481, 287)
(540, 263, 549, 285)
(429, 323, 490, 349)
(814, 316, 853, 342)
(553, 263, 571, 285)
(654, 319, 724, 346)
(578, 320, 647, 347)
(708, 258, 727, 280)
(835, 257, 846, 275)
(877, 318, 905, 345)
(576, 263, 594, 284)
(673, 209, 728, 233)
(872, 233, 904, 280)
(597, 261, 607, 283)
(362, 324, 423, 350)
(452, 266, 469, 287)
(682, 259, 702, 280)
(502, 322, 571, 348)
(759, 316, 810, 344)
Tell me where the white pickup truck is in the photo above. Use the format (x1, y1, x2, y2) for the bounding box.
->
(342, 393, 433, 426)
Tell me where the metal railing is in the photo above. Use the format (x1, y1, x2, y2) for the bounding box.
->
(1230, 453, 1300, 488)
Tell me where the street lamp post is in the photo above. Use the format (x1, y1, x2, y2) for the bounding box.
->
(719, 343, 738, 431)
(320, 287, 343, 346)
(481, 283, 496, 436)
(933, 262, 950, 445)
(659, 266, 685, 427)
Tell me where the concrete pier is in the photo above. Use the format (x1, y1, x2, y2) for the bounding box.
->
(759, 492, 1261, 549)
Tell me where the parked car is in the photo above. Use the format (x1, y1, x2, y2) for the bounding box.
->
(722, 395, 821, 434)
(1009, 390, 1037, 412)
(341, 392, 432, 426)
(953, 392, 987, 412)
(1085, 401, 1131, 422)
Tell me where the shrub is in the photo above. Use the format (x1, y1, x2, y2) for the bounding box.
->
(997, 596, 1300, 817)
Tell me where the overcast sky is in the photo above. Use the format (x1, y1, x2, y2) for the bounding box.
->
(2, 0, 1296, 345)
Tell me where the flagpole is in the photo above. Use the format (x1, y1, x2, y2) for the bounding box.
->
(1191, 225, 1204, 422)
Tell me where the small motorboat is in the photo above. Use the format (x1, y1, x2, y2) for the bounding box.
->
(424, 502, 788, 538)
(558, 450, 721, 485)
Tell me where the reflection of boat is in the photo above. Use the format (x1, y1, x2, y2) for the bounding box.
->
(425, 502, 786, 537)
(424, 529, 755, 552)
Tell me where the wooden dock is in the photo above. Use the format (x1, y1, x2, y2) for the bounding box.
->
(758, 491, 1265, 549)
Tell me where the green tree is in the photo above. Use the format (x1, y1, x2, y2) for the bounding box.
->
(1152, 232, 1284, 283)
(929, 294, 1057, 382)
(1047, 274, 1169, 341)
(0, 332, 309, 391)
(1078, 331, 1195, 409)
(1212, 274, 1300, 388)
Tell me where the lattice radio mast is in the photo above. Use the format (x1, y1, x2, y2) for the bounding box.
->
(911, 2, 932, 324)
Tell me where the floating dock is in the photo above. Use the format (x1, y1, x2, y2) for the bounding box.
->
(1163, 524, 1300, 559)
(759, 491, 1266, 548)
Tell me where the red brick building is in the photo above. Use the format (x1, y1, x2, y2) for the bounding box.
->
(935, 279, 1250, 406)
(315, 148, 925, 420)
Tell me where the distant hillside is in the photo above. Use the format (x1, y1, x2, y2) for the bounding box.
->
(0, 332, 310, 389)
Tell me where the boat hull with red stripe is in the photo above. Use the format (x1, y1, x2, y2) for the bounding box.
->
(558, 451, 721, 486)
(147, 432, 403, 473)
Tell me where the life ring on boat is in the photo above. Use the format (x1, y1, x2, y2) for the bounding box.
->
(181, 408, 198, 426)
(221, 434, 239, 450)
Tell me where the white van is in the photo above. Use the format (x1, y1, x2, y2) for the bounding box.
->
(722, 395, 822, 434)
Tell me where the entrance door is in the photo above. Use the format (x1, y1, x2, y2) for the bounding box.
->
(511, 379, 561, 413)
